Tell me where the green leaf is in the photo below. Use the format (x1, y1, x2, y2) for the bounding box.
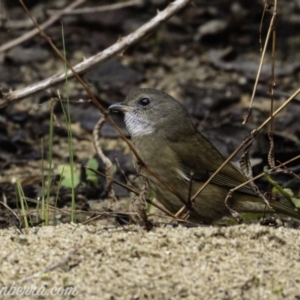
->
(57, 164, 80, 188)
(86, 158, 99, 186)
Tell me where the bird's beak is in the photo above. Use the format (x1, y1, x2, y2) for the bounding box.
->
(108, 102, 131, 114)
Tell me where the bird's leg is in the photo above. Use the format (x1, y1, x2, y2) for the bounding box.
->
(174, 171, 194, 221)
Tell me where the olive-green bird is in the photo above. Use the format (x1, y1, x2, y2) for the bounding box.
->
(108, 88, 300, 224)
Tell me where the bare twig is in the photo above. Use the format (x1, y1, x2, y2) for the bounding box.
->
(114, 156, 131, 188)
(93, 116, 117, 202)
(130, 181, 153, 230)
(239, 130, 258, 180)
(0, 0, 86, 53)
(0, 199, 22, 225)
(267, 0, 277, 169)
(48, 0, 142, 15)
(224, 191, 243, 223)
(259, 2, 268, 52)
(239, 130, 269, 205)
(279, 163, 300, 180)
(243, 1, 277, 124)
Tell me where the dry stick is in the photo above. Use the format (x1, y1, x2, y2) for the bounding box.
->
(226, 132, 260, 221)
(114, 156, 132, 188)
(0, 1, 8, 28)
(239, 131, 257, 180)
(280, 163, 300, 181)
(228, 130, 266, 221)
(0, 0, 191, 107)
(130, 182, 153, 229)
(0, 0, 86, 53)
(48, 0, 142, 15)
(16, 0, 200, 219)
(191, 87, 300, 203)
(224, 194, 243, 223)
(0, 200, 22, 225)
(268, 0, 277, 169)
(242, 2, 277, 124)
(239, 130, 269, 205)
(93, 116, 117, 202)
(20, 197, 77, 217)
(259, 2, 268, 52)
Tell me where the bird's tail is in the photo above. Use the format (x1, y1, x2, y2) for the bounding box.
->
(233, 200, 300, 220)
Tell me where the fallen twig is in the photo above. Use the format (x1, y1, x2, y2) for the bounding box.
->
(0, 0, 86, 53)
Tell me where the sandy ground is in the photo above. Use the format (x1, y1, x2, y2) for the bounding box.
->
(0, 223, 299, 300)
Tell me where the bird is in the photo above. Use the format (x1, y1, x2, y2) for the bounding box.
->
(108, 88, 300, 224)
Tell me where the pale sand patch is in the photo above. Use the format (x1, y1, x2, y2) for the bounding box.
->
(0, 224, 299, 300)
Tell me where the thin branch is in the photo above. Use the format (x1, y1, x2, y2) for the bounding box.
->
(0, 0, 86, 53)
(48, 0, 142, 15)
(93, 116, 117, 202)
(243, 1, 277, 124)
(239, 130, 269, 205)
(268, 0, 277, 168)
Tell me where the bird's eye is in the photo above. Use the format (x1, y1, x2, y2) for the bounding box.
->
(139, 98, 150, 106)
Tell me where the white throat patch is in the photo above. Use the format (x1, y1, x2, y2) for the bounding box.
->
(124, 112, 154, 137)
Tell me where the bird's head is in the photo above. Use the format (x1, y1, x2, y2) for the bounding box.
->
(108, 88, 195, 138)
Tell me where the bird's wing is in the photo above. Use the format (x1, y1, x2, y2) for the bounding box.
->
(167, 133, 300, 220)
(168, 133, 256, 196)
(161, 130, 300, 221)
